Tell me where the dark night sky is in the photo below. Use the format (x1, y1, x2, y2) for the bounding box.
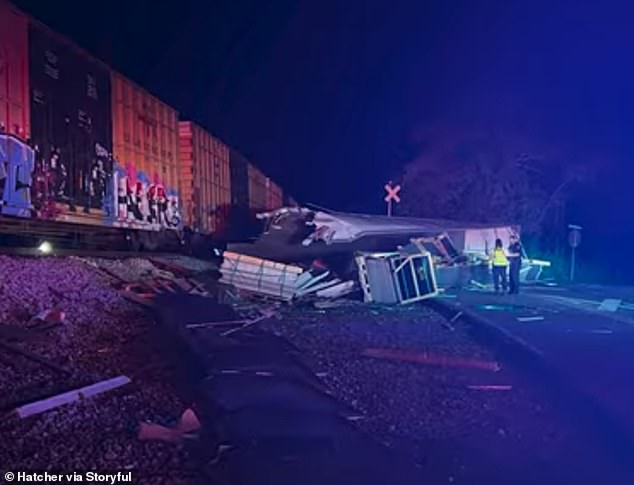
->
(12, 0, 634, 280)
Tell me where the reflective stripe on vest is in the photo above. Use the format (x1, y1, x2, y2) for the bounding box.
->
(492, 248, 509, 266)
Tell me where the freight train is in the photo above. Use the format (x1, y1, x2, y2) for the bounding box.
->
(0, 0, 285, 251)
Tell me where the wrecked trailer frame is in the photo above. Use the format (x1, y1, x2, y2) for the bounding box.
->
(226, 206, 552, 297)
(356, 250, 438, 304)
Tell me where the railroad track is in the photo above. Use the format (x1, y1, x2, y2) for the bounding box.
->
(0, 245, 181, 259)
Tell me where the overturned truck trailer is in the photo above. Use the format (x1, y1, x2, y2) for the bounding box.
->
(229, 206, 549, 291)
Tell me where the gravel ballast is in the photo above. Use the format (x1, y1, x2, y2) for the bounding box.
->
(262, 302, 621, 483)
(0, 255, 204, 484)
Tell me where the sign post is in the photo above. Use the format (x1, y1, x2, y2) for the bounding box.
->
(568, 224, 582, 282)
(384, 181, 401, 217)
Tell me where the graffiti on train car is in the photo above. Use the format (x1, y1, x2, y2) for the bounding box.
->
(1, 135, 181, 231)
(0, 134, 35, 217)
(30, 141, 114, 221)
(112, 162, 182, 231)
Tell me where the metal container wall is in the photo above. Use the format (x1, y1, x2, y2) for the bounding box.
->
(247, 162, 267, 210)
(178, 121, 230, 234)
(0, 1, 29, 139)
(229, 148, 249, 208)
(111, 73, 182, 230)
(265, 178, 283, 210)
(28, 21, 114, 225)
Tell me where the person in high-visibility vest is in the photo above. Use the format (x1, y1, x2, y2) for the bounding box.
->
(490, 238, 509, 294)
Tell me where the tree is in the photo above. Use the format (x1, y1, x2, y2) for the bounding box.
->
(398, 124, 582, 239)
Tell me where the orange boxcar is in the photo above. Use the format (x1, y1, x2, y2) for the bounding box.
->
(178, 121, 231, 234)
(265, 178, 283, 210)
(0, 0, 29, 139)
(111, 73, 182, 230)
(247, 163, 267, 211)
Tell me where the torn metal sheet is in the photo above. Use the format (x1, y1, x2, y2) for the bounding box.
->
(221, 251, 355, 302)
(294, 269, 332, 294)
(516, 316, 545, 322)
(598, 299, 622, 312)
(410, 233, 462, 265)
(247, 207, 519, 258)
(295, 278, 344, 297)
(520, 258, 552, 283)
(356, 251, 438, 304)
(315, 280, 357, 299)
(220, 251, 304, 301)
(467, 385, 513, 391)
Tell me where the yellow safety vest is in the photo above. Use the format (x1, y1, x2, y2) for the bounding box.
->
(491, 248, 509, 267)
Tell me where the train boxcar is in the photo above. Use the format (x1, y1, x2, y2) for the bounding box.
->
(28, 19, 114, 225)
(229, 148, 249, 209)
(247, 162, 267, 211)
(265, 178, 283, 210)
(1, 0, 287, 250)
(0, 0, 29, 140)
(111, 73, 182, 231)
(178, 121, 230, 234)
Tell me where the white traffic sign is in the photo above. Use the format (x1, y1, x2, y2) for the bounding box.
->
(567, 225, 582, 282)
(568, 229, 581, 248)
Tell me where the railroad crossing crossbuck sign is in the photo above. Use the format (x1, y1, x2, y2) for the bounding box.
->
(384, 182, 401, 216)
(384, 183, 401, 203)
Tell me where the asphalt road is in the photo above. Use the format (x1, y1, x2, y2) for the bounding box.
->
(442, 283, 634, 479)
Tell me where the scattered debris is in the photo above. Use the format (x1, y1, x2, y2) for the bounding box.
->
(208, 444, 235, 466)
(0, 255, 202, 478)
(520, 258, 552, 283)
(467, 385, 513, 391)
(450, 311, 464, 323)
(138, 422, 183, 443)
(231, 206, 553, 298)
(33, 308, 66, 324)
(177, 408, 202, 434)
(314, 299, 353, 309)
(314, 280, 357, 299)
(361, 348, 501, 372)
(138, 408, 201, 443)
(15, 376, 131, 418)
(477, 304, 526, 312)
(0, 339, 70, 375)
(187, 318, 250, 329)
(220, 308, 278, 337)
(516, 316, 545, 322)
(598, 298, 621, 312)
